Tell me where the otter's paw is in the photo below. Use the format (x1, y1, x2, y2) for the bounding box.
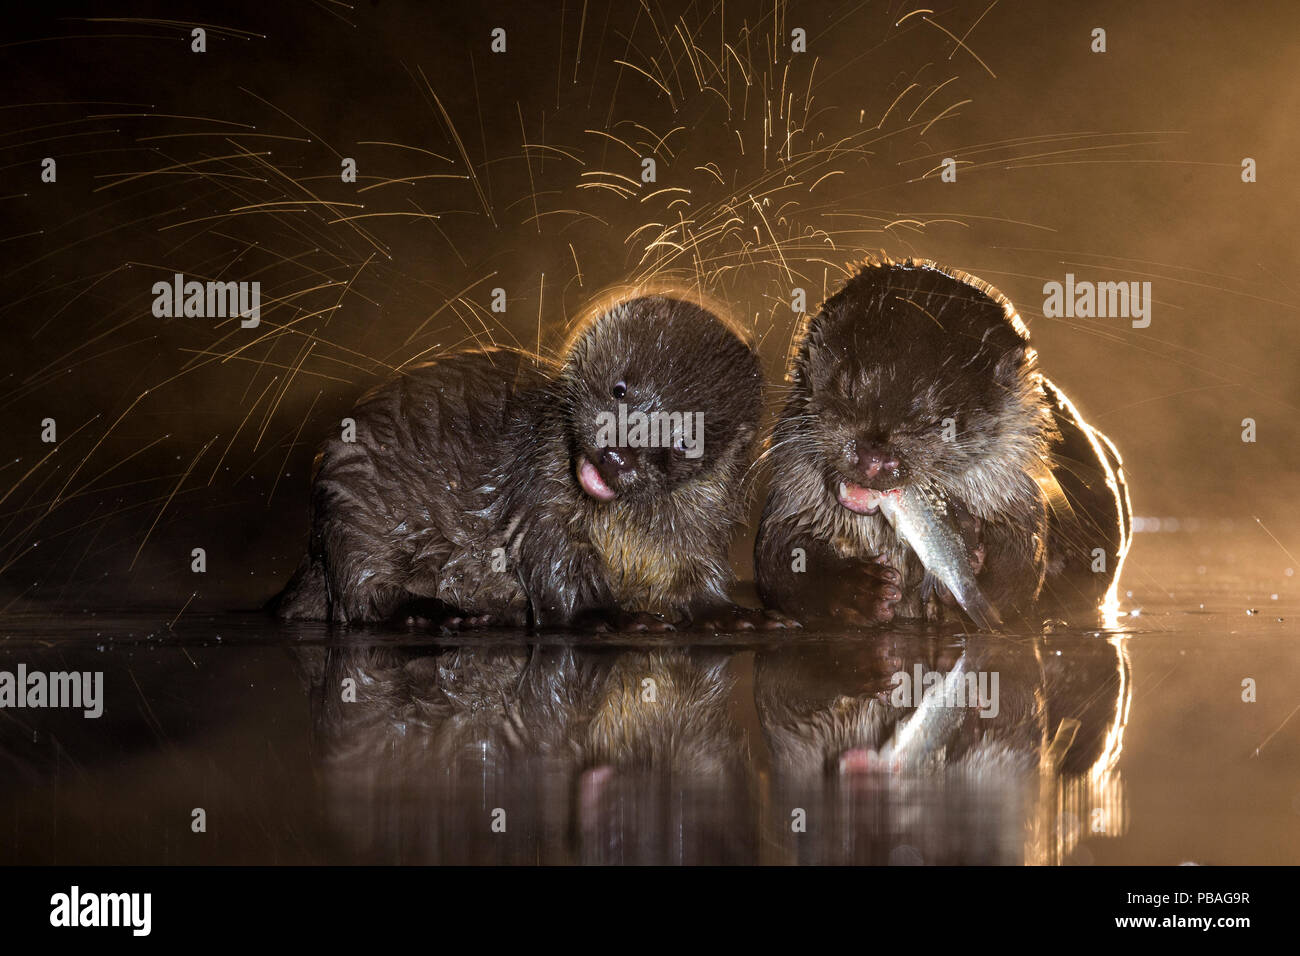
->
(828, 555, 902, 625)
(447, 613, 497, 630)
(403, 609, 497, 631)
(581, 609, 676, 633)
(692, 605, 800, 631)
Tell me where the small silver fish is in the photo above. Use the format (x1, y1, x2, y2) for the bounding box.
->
(876, 483, 1002, 631)
(875, 653, 973, 771)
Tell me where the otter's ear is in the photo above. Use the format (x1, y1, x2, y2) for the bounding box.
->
(797, 331, 840, 392)
(994, 344, 1030, 384)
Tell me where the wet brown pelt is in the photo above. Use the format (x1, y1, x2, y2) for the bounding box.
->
(273, 294, 766, 628)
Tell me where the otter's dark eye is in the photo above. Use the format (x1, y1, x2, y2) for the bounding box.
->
(611, 381, 627, 399)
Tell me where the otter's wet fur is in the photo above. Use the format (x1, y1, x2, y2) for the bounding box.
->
(756, 258, 1131, 624)
(273, 295, 763, 626)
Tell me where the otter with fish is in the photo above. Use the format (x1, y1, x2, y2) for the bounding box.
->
(274, 294, 788, 630)
(755, 257, 1131, 628)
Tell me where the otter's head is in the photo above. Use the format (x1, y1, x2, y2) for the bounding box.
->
(789, 260, 1050, 516)
(560, 295, 762, 506)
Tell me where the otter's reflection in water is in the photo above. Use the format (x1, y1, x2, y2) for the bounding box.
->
(756, 636, 1129, 864)
(300, 632, 1128, 865)
(303, 645, 754, 864)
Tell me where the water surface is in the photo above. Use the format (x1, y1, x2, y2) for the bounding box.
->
(1, 531, 1295, 865)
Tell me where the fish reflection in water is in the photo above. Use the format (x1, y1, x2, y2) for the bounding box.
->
(756, 636, 1129, 864)
(301, 631, 1128, 865)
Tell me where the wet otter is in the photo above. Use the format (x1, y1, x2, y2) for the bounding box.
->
(274, 294, 786, 629)
(755, 258, 1131, 626)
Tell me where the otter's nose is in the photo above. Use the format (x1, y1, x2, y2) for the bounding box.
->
(596, 447, 637, 484)
(852, 441, 901, 482)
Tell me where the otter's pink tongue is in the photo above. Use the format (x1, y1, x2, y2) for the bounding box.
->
(837, 481, 888, 514)
(577, 456, 617, 502)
